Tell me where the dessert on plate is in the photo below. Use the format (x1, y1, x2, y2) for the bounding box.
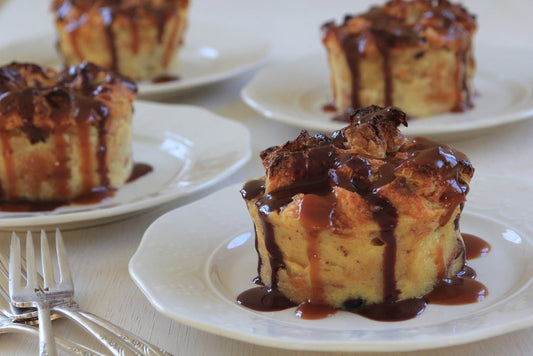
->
(321, 0, 477, 117)
(52, 0, 190, 80)
(0, 61, 136, 202)
(240, 105, 474, 312)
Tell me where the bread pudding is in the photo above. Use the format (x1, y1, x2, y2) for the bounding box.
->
(52, 0, 189, 80)
(240, 105, 474, 311)
(0, 62, 136, 202)
(322, 0, 477, 117)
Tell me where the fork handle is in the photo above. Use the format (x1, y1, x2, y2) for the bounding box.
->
(37, 301, 57, 356)
(54, 304, 172, 356)
(0, 321, 105, 356)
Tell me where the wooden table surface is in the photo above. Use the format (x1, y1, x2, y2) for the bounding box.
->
(0, 0, 532, 355)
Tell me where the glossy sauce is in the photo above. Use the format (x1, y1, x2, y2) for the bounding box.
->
(238, 238, 489, 321)
(321, 102, 337, 112)
(295, 302, 336, 320)
(237, 107, 483, 321)
(151, 74, 180, 84)
(126, 162, 153, 183)
(462, 233, 491, 259)
(237, 286, 296, 312)
(353, 297, 427, 321)
(426, 274, 487, 305)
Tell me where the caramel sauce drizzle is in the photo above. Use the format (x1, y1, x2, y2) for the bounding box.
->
(52, 126, 70, 198)
(78, 120, 94, 191)
(462, 233, 491, 260)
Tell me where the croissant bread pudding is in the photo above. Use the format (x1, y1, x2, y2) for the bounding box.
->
(240, 105, 474, 316)
(52, 0, 190, 80)
(322, 0, 477, 117)
(0, 61, 136, 203)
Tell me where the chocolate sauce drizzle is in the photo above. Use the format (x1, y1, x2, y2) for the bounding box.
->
(54, 0, 188, 74)
(322, 0, 476, 112)
(0, 62, 136, 203)
(238, 230, 489, 321)
(238, 106, 479, 321)
(151, 74, 180, 84)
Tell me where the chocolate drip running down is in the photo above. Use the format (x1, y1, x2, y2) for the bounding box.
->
(0, 62, 137, 202)
(53, 0, 188, 73)
(238, 105, 479, 321)
(237, 229, 489, 321)
(322, 0, 476, 113)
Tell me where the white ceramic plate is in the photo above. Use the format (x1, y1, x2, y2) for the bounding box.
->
(129, 175, 533, 352)
(0, 22, 270, 99)
(241, 45, 533, 140)
(0, 101, 251, 230)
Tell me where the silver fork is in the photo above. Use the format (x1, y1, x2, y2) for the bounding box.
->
(9, 230, 73, 356)
(0, 250, 62, 324)
(0, 311, 105, 356)
(1, 232, 172, 356)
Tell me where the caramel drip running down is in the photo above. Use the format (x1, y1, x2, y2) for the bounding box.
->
(380, 47, 393, 107)
(100, 7, 119, 72)
(53, 127, 71, 198)
(296, 193, 338, 318)
(462, 233, 491, 259)
(97, 118, 110, 187)
(452, 44, 473, 112)
(129, 10, 141, 54)
(342, 34, 362, 109)
(78, 120, 94, 191)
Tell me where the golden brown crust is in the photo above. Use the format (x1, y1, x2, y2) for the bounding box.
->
(53, 0, 189, 80)
(262, 105, 473, 209)
(325, 0, 476, 49)
(242, 105, 474, 307)
(0, 62, 136, 135)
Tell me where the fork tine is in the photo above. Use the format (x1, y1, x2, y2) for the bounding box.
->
(55, 229, 72, 289)
(8, 233, 22, 297)
(9, 231, 59, 356)
(40, 230, 55, 291)
(25, 231, 38, 290)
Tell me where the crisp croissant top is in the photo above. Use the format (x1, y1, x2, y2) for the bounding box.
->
(259, 105, 474, 225)
(0, 62, 136, 143)
(53, 0, 188, 13)
(322, 0, 477, 51)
